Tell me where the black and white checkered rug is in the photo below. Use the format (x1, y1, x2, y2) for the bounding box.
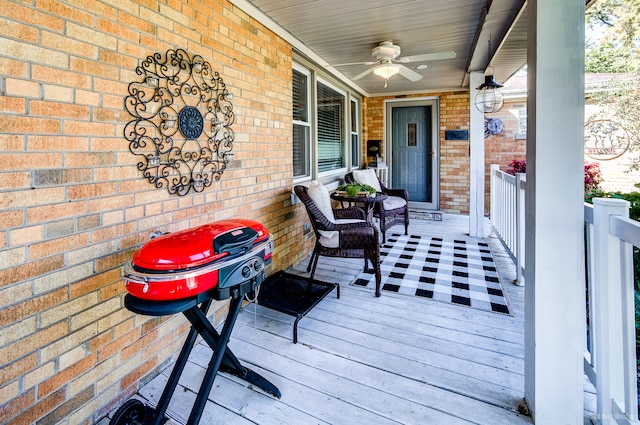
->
(352, 233, 511, 315)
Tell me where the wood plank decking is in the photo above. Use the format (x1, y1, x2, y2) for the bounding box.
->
(126, 214, 593, 424)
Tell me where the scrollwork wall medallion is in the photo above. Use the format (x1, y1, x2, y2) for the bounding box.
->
(124, 48, 235, 196)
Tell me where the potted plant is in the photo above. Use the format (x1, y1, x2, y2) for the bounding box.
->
(336, 183, 377, 197)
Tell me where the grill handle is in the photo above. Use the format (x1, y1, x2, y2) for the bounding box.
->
(123, 274, 150, 293)
(213, 227, 258, 256)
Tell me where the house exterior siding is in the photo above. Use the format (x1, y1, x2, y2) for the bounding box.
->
(0, 1, 314, 423)
(0, 1, 509, 423)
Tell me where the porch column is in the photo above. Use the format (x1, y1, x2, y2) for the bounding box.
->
(469, 71, 486, 238)
(525, 1, 585, 424)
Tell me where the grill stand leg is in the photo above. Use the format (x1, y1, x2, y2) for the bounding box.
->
(185, 302, 281, 399)
(184, 296, 242, 425)
(181, 295, 281, 425)
(148, 299, 213, 425)
(121, 285, 280, 424)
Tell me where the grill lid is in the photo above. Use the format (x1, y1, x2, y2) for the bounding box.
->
(131, 219, 270, 272)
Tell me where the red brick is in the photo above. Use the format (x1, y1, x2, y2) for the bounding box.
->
(0, 354, 37, 387)
(30, 101, 90, 120)
(0, 321, 67, 367)
(0, 256, 64, 288)
(29, 234, 89, 260)
(0, 388, 35, 424)
(0, 290, 67, 327)
(38, 355, 96, 397)
(97, 329, 140, 364)
(121, 357, 157, 390)
(70, 269, 121, 299)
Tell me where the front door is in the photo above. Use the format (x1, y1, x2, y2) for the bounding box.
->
(390, 105, 437, 209)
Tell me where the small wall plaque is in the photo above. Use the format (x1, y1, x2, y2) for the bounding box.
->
(445, 130, 469, 140)
(367, 140, 381, 156)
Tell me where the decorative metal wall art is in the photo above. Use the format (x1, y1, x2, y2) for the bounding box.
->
(484, 117, 504, 138)
(584, 119, 630, 161)
(124, 48, 235, 196)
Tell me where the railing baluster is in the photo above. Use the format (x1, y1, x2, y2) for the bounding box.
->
(491, 165, 639, 422)
(490, 165, 525, 285)
(591, 198, 637, 425)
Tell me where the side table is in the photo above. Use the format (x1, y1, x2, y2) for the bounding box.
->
(330, 192, 387, 223)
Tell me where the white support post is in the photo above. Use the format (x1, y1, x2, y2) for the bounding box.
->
(524, 0, 586, 423)
(591, 198, 634, 425)
(470, 71, 486, 238)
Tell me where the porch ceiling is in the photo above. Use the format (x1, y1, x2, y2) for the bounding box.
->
(232, 0, 529, 96)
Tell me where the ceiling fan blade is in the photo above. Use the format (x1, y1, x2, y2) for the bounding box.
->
(397, 64, 423, 82)
(333, 61, 378, 66)
(352, 68, 374, 80)
(397, 51, 457, 63)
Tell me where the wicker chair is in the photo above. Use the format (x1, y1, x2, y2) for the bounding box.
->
(294, 184, 382, 297)
(344, 170, 409, 243)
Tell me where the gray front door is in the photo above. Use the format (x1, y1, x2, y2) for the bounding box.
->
(391, 105, 435, 207)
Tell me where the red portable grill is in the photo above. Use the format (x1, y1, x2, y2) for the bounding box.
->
(111, 219, 280, 425)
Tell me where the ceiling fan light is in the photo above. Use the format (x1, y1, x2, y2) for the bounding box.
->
(373, 63, 400, 79)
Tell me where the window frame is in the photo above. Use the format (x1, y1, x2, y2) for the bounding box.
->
(350, 98, 361, 169)
(316, 77, 348, 177)
(292, 64, 312, 180)
(292, 57, 363, 185)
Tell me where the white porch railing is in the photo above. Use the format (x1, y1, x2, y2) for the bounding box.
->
(489, 164, 526, 285)
(585, 198, 639, 425)
(489, 165, 639, 424)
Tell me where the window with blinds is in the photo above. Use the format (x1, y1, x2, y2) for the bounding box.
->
(293, 68, 310, 178)
(317, 82, 345, 173)
(351, 99, 360, 168)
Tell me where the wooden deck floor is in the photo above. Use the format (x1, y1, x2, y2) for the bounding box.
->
(126, 214, 592, 424)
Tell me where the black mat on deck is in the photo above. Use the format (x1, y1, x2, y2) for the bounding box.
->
(257, 271, 339, 342)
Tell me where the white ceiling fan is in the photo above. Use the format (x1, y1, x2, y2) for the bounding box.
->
(335, 41, 456, 84)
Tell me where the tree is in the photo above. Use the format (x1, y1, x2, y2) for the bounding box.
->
(586, 0, 640, 170)
(587, 74, 640, 171)
(586, 0, 640, 72)
(585, 39, 633, 72)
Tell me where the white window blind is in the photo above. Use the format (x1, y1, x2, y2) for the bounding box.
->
(351, 99, 359, 168)
(293, 68, 310, 178)
(317, 82, 344, 173)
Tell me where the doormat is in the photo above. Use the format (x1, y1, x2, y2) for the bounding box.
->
(257, 271, 339, 343)
(409, 210, 443, 221)
(352, 233, 511, 315)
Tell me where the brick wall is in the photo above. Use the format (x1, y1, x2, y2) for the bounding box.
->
(0, 1, 529, 422)
(484, 100, 527, 213)
(364, 92, 472, 214)
(0, 1, 314, 423)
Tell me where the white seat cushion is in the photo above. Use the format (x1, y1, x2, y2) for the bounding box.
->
(318, 219, 365, 248)
(307, 180, 335, 223)
(383, 195, 406, 211)
(352, 169, 382, 192)
(307, 180, 337, 239)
